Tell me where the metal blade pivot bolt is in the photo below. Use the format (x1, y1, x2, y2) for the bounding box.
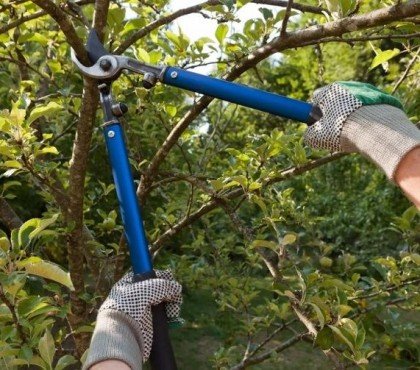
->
(143, 72, 157, 89)
(111, 103, 128, 117)
(170, 71, 178, 78)
(107, 130, 115, 138)
(100, 58, 112, 71)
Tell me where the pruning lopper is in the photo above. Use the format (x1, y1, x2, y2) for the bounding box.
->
(71, 30, 322, 370)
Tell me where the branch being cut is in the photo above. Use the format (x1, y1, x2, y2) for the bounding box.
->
(92, 0, 110, 41)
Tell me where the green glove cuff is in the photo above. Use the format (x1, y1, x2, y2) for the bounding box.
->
(337, 81, 404, 110)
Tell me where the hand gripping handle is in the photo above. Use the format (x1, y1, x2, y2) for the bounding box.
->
(133, 272, 178, 370)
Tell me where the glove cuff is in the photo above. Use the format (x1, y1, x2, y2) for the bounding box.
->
(83, 310, 144, 370)
(341, 105, 420, 180)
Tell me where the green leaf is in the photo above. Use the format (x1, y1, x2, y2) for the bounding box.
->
(210, 179, 224, 191)
(237, 0, 252, 7)
(319, 256, 333, 268)
(17, 296, 48, 317)
(137, 47, 150, 63)
(2, 160, 22, 169)
(35, 146, 59, 157)
(27, 102, 63, 125)
(18, 218, 39, 248)
(328, 325, 354, 351)
(23, 260, 75, 291)
(165, 105, 177, 117)
(248, 181, 261, 191)
(315, 327, 334, 350)
(28, 214, 58, 239)
(338, 304, 352, 317)
(38, 329, 55, 369)
(308, 303, 325, 328)
(251, 239, 278, 250)
(56, 355, 77, 370)
(402, 205, 418, 223)
(282, 233, 296, 245)
(108, 6, 126, 29)
(340, 318, 358, 341)
(17, 215, 58, 248)
(2, 272, 27, 297)
(355, 326, 366, 349)
(215, 24, 229, 44)
(19, 32, 49, 46)
(0, 237, 10, 252)
(370, 49, 400, 70)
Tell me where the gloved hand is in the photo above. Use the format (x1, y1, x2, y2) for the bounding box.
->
(83, 270, 182, 370)
(304, 81, 420, 180)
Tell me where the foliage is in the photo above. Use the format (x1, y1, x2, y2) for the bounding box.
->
(0, 0, 419, 369)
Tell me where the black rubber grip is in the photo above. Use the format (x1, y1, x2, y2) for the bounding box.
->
(149, 303, 178, 370)
(133, 272, 177, 370)
(307, 105, 323, 125)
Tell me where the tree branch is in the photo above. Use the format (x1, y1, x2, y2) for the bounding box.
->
(65, 77, 98, 356)
(92, 0, 110, 41)
(228, 1, 420, 79)
(115, 0, 329, 53)
(230, 332, 308, 369)
(253, 0, 327, 15)
(0, 10, 46, 35)
(151, 153, 346, 252)
(1, 1, 94, 35)
(0, 197, 23, 230)
(298, 31, 420, 47)
(352, 278, 420, 300)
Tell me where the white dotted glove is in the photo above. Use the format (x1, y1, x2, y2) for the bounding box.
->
(304, 81, 420, 179)
(99, 269, 183, 362)
(304, 82, 363, 151)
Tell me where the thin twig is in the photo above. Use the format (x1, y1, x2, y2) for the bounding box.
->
(299, 32, 420, 47)
(280, 0, 294, 37)
(230, 332, 308, 369)
(392, 48, 420, 94)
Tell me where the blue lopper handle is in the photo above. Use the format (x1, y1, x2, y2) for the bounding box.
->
(162, 67, 321, 124)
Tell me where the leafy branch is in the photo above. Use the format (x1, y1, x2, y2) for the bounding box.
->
(0, 285, 28, 344)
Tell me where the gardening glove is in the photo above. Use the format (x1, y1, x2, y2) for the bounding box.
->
(304, 81, 420, 180)
(83, 269, 182, 370)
